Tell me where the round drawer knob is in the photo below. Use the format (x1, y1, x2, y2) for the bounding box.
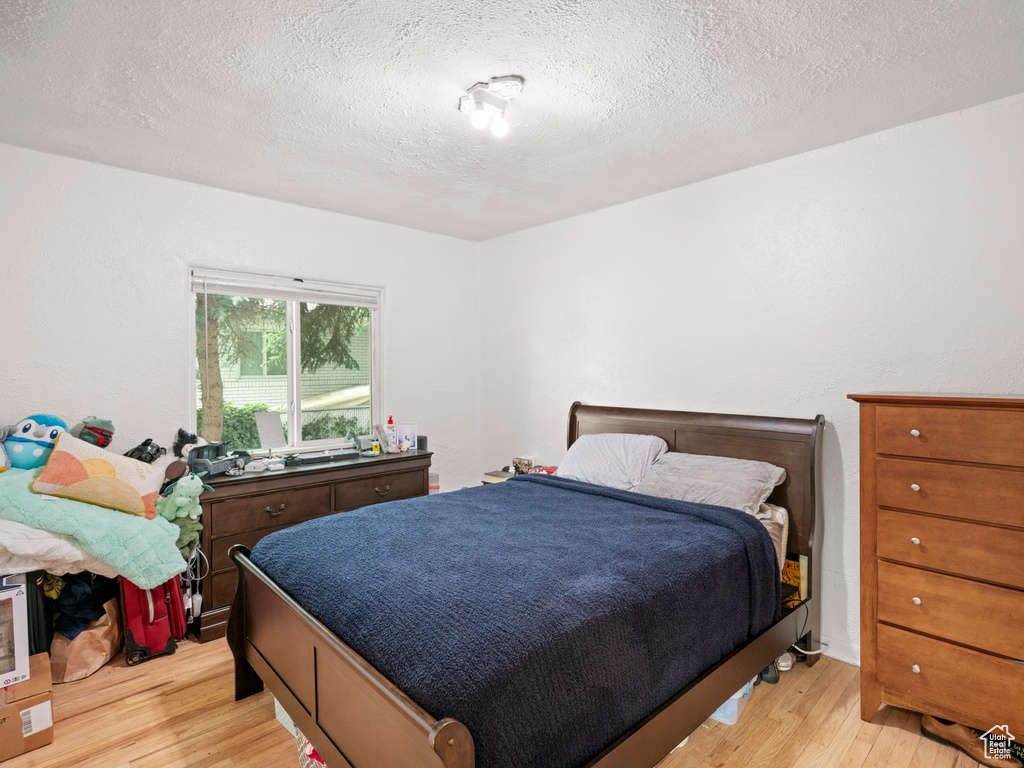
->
(910, 483, 921, 492)
(911, 664, 921, 674)
(910, 537, 921, 545)
(912, 597, 922, 605)
(910, 429, 920, 437)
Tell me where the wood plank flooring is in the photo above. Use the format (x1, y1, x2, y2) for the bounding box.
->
(4, 640, 982, 768)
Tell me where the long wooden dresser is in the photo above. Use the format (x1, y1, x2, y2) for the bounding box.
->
(192, 450, 432, 642)
(849, 393, 1024, 733)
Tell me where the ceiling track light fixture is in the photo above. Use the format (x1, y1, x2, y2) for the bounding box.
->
(458, 75, 524, 138)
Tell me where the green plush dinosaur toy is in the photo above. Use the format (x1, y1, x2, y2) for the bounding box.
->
(156, 473, 212, 521)
(157, 473, 212, 559)
(172, 516, 203, 559)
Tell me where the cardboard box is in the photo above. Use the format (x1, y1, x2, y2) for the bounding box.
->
(0, 652, 53, 761)
(0, 584, 29, 688)
(2, 653, 50, 706)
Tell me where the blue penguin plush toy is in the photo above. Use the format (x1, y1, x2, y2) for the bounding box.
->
(4, 414, 68, 470)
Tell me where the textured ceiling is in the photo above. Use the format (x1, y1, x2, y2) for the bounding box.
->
(2, 1, 1023, 241)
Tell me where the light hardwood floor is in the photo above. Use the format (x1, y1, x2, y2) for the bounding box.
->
(6, 640, 981, 768)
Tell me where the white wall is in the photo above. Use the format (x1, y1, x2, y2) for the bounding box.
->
(480, 92, 1024, 664)
(0, 144, 482, 491)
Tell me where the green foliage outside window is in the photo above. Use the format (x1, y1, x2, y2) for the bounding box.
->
(197, 403, 275, 450)
(197, 402, 361, 451)
(302, 412, 361, 441)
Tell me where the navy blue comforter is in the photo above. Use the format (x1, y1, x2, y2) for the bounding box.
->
(251, 474, 780, 768)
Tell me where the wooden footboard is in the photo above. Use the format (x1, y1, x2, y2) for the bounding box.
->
(229, 541, 816, 768)
(227, 544, 474, 768)
(586, 600, 814, 767)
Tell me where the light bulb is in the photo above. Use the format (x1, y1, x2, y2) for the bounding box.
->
(490, 114, 508, 137)
(471, 103, 489, 129)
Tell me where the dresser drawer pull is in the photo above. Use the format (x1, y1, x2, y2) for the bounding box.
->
(266, 504, 285, 517)
(374, 485, 390, 497)
(909, 429, 921, 437)
(910, 483, 921, 492)
(911, 664, 921, 674)
(910, 537, 921, 545)
(912, 597, 922, 605)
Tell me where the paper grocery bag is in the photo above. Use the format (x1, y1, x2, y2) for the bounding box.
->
(50, 599, 123, 683)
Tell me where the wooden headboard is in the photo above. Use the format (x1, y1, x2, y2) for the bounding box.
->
(567, 402, 825, 565)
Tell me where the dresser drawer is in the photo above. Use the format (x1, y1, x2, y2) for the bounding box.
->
(877, 561, 1024, 659)
(877, 509, 1024, 589)
(334, 470, 424, 512)
(877, 624, 1024, 732)
(211, 484, 330, 536)
(210, 524, 299, 573)
(876, 405, 1024, 466)
(876, 457, 1024, 528)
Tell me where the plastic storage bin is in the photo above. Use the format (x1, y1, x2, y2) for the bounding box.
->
(709, 677, 756, 725)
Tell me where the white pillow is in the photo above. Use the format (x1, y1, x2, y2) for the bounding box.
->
(756, 503, 789, 575)
(556, 433, 668, 491)
(632, 452, 786, 516)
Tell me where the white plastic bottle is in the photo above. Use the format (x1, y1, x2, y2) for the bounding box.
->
(386, 415, 398, 453)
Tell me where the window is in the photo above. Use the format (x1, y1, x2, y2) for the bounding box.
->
(239, 330, 286, 377)
(191, 268, 384, 452)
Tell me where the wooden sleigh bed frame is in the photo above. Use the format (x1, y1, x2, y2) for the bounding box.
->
(227, 402, 825, 768)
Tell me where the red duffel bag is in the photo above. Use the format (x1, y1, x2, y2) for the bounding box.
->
(118, 575, 187, 666)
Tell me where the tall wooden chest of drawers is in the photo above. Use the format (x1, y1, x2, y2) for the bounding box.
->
(192, 450, 432, 642)
(849, 394, 1024, 733)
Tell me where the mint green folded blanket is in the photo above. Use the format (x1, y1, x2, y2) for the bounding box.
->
(0, 468, 185, 588)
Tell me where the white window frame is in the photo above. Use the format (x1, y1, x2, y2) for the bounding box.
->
(190, 267, 385, 451)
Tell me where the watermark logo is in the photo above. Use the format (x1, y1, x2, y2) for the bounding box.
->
(980, 725, 1016, 762)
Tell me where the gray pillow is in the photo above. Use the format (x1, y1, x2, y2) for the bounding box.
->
(556, 433, 668, 491)
(633, 452, 786, 516)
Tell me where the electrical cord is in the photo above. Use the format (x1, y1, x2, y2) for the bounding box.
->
(792, 644, 825, 655)
(182, 548, 210, 623)
(186, 546, 210, 582)
(790, 601, 827, 655)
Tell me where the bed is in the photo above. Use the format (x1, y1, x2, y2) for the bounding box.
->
(228, 402, 824, 768)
